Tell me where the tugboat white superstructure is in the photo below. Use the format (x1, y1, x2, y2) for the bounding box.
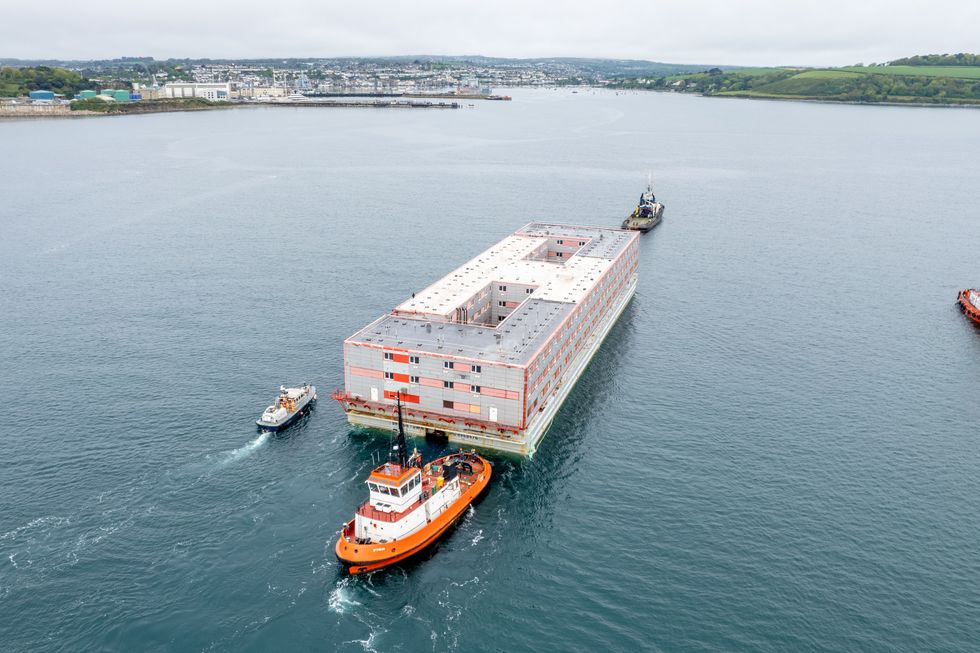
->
(256, 383, 316, 431)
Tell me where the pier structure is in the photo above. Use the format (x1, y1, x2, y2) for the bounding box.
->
(334, 223, 639, 455)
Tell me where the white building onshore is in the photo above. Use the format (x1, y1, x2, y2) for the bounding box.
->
(161, 83, 231, 101)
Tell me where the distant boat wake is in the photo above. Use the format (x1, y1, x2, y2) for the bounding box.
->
(218, 433, 270, 466)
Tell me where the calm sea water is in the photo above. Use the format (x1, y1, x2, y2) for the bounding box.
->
(2, 90, 980, 652)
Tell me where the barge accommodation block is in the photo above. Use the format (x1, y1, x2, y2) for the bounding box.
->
(334, 222, 639, 455)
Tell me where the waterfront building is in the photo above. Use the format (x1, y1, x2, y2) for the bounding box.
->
(334, 223, 639, 455)
(161, 82, 231, 101)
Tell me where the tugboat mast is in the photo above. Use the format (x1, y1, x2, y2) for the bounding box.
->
(395, 391, 409, 468)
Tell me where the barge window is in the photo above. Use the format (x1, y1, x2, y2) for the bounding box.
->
(557, 239, 563, 244)
(384, 352, 393, 360)
(384, 372, 394, 380)
(473, 365, 481, 373)
(499, 285, 507, 291)
(498, 301, 506, 307)
(410, 376, 419, 384)
(444, 361, 454, 369)
(443, 380, 452, 388)
(472, 386, 481, 394)
(410, 355, 420, 364)
(443, 400, 453, 409)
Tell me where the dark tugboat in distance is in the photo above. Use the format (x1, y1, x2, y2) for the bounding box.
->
(622, 178, 665, 232)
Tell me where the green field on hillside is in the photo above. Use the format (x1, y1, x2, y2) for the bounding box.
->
(841, 65, 980, 79)
(611, 55, 980, 106)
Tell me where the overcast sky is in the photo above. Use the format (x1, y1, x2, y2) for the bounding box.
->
(3, 0, 978, 66)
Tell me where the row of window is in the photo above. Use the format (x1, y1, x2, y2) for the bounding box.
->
(383, 352, 421, 364)
(497, 285, 535, 295)
(383, 372, 422, 383)
(442, 380, 481, 392)
(368, 475, 420, 497)
(381, 371, 483, 393)
(444, 361, 482, 373)
(555, 239, 586, 246)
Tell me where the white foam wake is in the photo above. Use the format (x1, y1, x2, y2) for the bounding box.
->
(219, 432, 270, 466)
(328, 577, 362, 614)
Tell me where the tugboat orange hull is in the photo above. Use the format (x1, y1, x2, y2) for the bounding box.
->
(335, 458, 491, 575)
(958, 289, 980, 325)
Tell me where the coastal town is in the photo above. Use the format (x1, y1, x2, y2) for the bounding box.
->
(0, 56, 658, 115)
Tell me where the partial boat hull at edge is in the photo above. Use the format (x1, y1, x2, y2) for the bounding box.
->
(958, 289, 980, 325)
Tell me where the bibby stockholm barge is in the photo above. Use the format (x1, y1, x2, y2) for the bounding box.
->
(333, 223, 639, 455)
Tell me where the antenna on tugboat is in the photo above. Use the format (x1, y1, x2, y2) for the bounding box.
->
(395, 390, 409, 468)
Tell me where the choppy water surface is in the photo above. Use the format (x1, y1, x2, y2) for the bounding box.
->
(2, 90, 979, 652)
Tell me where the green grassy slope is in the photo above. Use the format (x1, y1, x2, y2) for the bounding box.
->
(839, 65, 980, 79)
(611, 56, 980, 105)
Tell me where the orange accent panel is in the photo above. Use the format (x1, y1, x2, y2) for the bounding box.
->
(384, 390, 419, 403)
(391, 354, 410, 363)
(392, 373, 410, 383)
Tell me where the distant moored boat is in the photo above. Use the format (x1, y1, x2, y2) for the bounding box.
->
(957, 289, 980, 325)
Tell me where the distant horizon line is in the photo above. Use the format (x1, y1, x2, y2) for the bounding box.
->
(1, 52, 934, 70)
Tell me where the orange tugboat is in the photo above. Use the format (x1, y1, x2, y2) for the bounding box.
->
(958, 289, 980, 325)
(335, 392, 492, 575)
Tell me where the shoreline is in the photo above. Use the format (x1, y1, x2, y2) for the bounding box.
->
(606, 86, 980, 109)
(704, 91, 980, 109)
(0, 98, 461, 120)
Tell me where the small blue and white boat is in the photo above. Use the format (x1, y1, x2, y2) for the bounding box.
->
(256, 383, 316, 431)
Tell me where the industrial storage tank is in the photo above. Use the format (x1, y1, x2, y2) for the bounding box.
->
(29, 90, 55, 101)
(112, 90, 130, 102)
(78, 90, 97, 100)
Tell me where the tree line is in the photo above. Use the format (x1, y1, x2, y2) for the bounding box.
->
(888, 53, 980, 67)
(0, 66, 91, 97)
